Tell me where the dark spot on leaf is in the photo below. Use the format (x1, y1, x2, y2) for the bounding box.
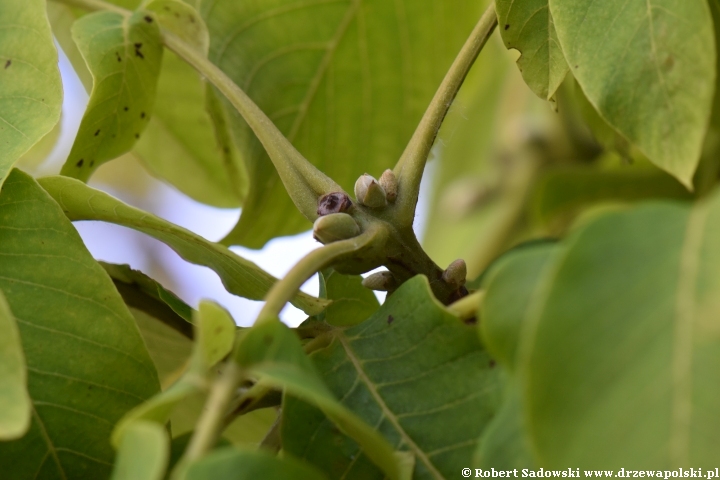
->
(135, 133, 140, 139)
(189, 15, 196, 23)
(90, 160, 95, 167)
(124, 106, 129, 111)
(489, 360, 496, 368)
(504, 24, 510, 30)
(317, 192, 352, 216)
(214, 326, 223, 334)
(134, 42, 142, 48)
(174, 12, 180, 18)
(223, 147, 230, 154)
(140, 111, 145, 119)
(94, 129, 100, 136)
(76, 159, 84, 167)
(134, 43, 144, 59)
(144, 15, 153, 23)
(4, 60, 10, 69)
(464, 316, 477, 325)
(164, 5, 170, 10)
(574, 65, 579, 69)
(387, 315, 394, 324)
(116, 52, 121, 62)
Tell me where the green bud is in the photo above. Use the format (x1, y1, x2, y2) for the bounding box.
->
(442, 259, 467, 289)
(361, 271, 398, 291)
(312, 213, 360, 244)
(354, 174, 387, 209)
(379, 169, 398, 202)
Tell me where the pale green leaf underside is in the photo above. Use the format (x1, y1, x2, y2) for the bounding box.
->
(318, 269, 379, 327)
(193, 300, 235, 370)
(522, 194, 720, 468)
(185, 448, 328, 480)
(110, 421, 168, 480)
(549, 0, 716, 187)
(0, 0, 62, 188)
(145, 0, 208, 53)
(134, 52, 247, 208)
(0, 169, 159, 479)
(0, 290, 31, 440)
(38, 175, 328, 315)
(476, 245, 558, 469)
(135, 0, 247, 208)
(283, 276, 501, 480)
(61, 10, 163, 181)
(495, 0, 568, 100)
(200, 0, 484, 247)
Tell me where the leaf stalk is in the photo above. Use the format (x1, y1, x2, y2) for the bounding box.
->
(393, 4, 498, 226)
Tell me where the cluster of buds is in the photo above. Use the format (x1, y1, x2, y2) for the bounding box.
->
(354, 169, 397, 208)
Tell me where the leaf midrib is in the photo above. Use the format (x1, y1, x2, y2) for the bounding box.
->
(337, 333, 445, 480)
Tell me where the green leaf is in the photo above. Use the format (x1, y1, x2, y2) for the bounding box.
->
(134, 52, 247, 208)
(475, 244, 560, 469)
(514, 192, 720, 468)
(133, 309, 192, 385)
(193, 301, 235, 371)
(549, 0, 716, 187)
(131, 304, 275, 445)
(110, 421, 169, 480)
(38, 175, 328, 315)
(529, 167, 692, 231)
(102, 262, 194, 326)
(0, 290, 31, 440)
(282, 276, 501, 479)
(112, 300, 235, 446)
(134, 0, 247, 208)
(234, 320, 407, 480)
(480, 243, 560, 371)
(60, 10, 163, 181)
(0, 169, 160, 478)
(474, 383, 535, 469)
(184, 448, 328, 480)
(495, 0, 568, 100)
(0, 0, 62, 188)
(198, 0, 486, 247)
(145, 0, 208, 53)
(318, 269, 379, 327)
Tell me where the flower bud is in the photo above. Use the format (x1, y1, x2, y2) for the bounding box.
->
(312, 213, 360, 244)
(379, 169, 398, 202)
(354, 174, 387, 209)
(442, 259, 467, 289)
(361, 271, 398, 292)
(317, 192, 352, 216)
